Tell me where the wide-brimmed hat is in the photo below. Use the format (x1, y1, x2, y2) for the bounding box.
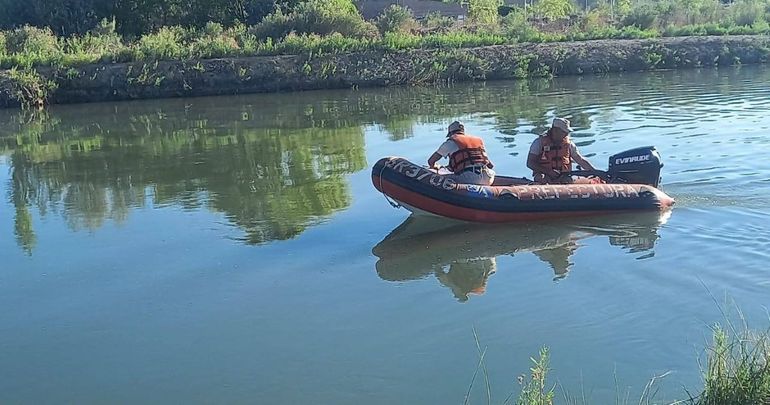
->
(552, 117, 574, 133)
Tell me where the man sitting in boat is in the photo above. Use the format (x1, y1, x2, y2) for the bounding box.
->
(527, 117, 597, 184)
(427, 121, 496, 186)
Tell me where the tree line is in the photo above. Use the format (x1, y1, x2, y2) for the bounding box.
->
(0, 0, 301, 36)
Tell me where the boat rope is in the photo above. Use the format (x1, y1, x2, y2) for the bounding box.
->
(378, 161, 402, 209)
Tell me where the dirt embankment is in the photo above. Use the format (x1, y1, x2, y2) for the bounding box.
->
(0, 35, 768, 108)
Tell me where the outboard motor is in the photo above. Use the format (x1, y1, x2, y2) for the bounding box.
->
(606, 146, 663, 187)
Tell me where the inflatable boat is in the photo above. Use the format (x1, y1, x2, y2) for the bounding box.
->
(371, 146, 674, 222)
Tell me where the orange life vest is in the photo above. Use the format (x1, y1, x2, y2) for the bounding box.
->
(447, 133, 493, 173)
(537, 133, 572, 174)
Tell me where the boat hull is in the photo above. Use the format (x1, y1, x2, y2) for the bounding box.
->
(372, 157, 674, 223)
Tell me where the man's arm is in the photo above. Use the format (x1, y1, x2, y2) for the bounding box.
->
(527, 153, 561, 179)
(427, 152, 442, 169)
(572, 149, 597, 171)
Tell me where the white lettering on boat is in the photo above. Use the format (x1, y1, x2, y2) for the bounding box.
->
(507, 184, 641, 200)
(615, 155, 650, 165)
(442, 178, 457, 190)
(387, 159, 458, 190)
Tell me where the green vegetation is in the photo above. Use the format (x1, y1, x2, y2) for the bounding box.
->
(0, 0, 301, 37)
(514, 347, 555, 405)
(532, 0, 578, 21)
(697, 323, 770, 404)
(6, 66, 57, 108)
(467, 321, 770, 404)
(469, 0, 503, 26)
(1, 0, 770, 108)
(250, 0, 377, 40)
(1, 0, 770, 70)
(375, 5, 419, 36)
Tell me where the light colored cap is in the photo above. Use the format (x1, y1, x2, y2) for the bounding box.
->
(448, 120, 465, 134)
(552, 117, 574, 133)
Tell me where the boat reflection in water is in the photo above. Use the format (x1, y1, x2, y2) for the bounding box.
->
(372, 211, 671, 302)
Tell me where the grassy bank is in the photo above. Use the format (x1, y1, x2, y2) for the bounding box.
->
(3, 0, 770, 69)
(2, 34, 769, 109)
(1, 15, 769, 71)
(3, 0, 770, 108)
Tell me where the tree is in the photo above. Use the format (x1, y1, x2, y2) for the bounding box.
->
(533, 0, 577, 20)
(0, 0, 114, 35)
(0, 0, 303, 37)
(468, 0, 502, 25)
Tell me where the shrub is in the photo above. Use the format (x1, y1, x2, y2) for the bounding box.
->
(86, 18, 123, 54)
(532, 0, 577, 21)
(448, 51, 490, 80)
(7, 67, 58, 109)
(132, 26, 188, 61)
(752, 19, 770, 34)
(0, 31, 6, 57)
(702, 23, 729, 36)
(250, 9, 291, 40)
(694, 0, 724, 25)
(624, 3, 658, 29)
(699, 325, 770, 405)
(421, 31, 506, 48)
(250, 0, 377, 40)
(516, 347, 555, 405)
(581, 8, 612, 31)
(616, 0, 632, 17)
(229, 23, 260, 55)
(653, 1, 680, 27)
(468, 0, 502, 25)
(63, 33, 124, 64)
(375, 5, 418, 35)
(90, 17, 117, 37)
(190, 34, 240, 59)
(662, 22, 770, 37)
(187, 22, 242, 58)
(268, 32, 372, 56)
(649, 0, 722, 27)
(5, 26, 61, 65)
(380, 32, 422, 51)
(664, 24, 706, 37)
(63, 20, 124, 63)
(731, 0, 764, 26)
(202, 21, 224, 37)
(502, 7, 540, 40)
(423, 11, 456, 33)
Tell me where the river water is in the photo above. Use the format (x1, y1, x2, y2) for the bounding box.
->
(2, 66, 770, 403)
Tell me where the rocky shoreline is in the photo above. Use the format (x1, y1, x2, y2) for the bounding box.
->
(1, 35, 768, 108)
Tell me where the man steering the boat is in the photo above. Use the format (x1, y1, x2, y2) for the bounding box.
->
(527, 117, 597, 184)
(427, 121, 496, 186)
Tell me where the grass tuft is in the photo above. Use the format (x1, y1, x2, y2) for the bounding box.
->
(7, 67, 57, 109)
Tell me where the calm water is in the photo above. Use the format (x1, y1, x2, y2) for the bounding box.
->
(2, 66, 770, 403)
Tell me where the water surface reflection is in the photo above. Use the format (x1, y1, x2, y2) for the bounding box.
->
(373, 212, 670, 301)
(2, 105, 367, 252)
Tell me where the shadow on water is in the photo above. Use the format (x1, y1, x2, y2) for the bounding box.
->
(372, 211, 671, 302)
